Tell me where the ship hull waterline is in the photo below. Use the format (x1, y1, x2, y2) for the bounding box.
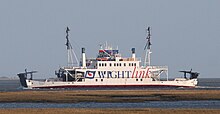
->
(24, 79, 198, 89)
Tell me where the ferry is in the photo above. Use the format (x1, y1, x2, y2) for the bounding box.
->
(17, 27, 199, 89)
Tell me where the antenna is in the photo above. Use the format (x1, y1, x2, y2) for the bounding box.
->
(65, 27, 79, 66)
(144, 27, 152, 67)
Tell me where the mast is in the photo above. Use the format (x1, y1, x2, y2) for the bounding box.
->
(65, 27, 79, 66)
(144, 27, 152, 67)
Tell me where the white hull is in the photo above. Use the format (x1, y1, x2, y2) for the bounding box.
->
(25, 78, 198, 89)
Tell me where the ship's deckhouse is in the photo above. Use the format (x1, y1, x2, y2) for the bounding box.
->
(84, 46, 141, 70)
(96, 58, 140, 69)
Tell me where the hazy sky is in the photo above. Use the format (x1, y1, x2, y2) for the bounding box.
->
(0, 0, 220, 78)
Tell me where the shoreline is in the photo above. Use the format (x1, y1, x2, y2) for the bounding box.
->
(0, 90, 219, 103)
(0, 108, 219, 114)
(1, 90, 220, 113)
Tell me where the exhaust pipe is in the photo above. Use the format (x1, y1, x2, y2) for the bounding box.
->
(82, 48, 86, 68)
(131, 48, 135, 59)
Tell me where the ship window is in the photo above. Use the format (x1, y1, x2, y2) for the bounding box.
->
(119, 63, 121, 66)
(134, 63, 136, 66)
(105, 63, 107, 66)
(140, 79, 143, 81)
(132, 63, 133, 66)
(114, 63, 116, 66)
(96, 79, 98, 82)
(102, 63, 104, 66)
(136, 79, 138, 81)
(101, 79, 103, 82)
(110, 63, 112, 67)
(117, 63, 119, 66)
(129, 63, 131, 66)
(124, 63, 126, 66)
(99, 63, 101, 67)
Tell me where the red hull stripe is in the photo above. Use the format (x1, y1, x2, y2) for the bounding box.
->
(33, 84, 195, 89)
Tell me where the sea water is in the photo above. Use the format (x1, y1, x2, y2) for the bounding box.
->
(0, 101, 219, 109)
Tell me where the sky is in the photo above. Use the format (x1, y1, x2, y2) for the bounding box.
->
(0, 0, 220, 78)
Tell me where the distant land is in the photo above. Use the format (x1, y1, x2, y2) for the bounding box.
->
(0, 76, 19, 80)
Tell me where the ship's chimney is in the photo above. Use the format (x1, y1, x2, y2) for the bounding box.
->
(82, 48, 86, 68)
(131, 48, 135, 59)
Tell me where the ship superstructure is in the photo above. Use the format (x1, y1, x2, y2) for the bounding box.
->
(17, 27, 199, 89)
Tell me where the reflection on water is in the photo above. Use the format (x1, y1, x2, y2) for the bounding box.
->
(0, 101, 219, 109)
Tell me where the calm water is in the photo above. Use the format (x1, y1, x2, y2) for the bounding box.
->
(0, 101, 219, 109)
(0, 78, 219, 109)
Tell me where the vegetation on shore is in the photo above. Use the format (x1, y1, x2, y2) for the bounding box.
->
(0, 90, 220, 103)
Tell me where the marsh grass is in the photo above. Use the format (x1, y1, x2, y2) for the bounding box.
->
(0, 108, 219, 114)
(0, 90, 220, 103)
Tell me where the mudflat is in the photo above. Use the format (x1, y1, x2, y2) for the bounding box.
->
(0, 90, 219, 103)
(0, 108, 219, 114)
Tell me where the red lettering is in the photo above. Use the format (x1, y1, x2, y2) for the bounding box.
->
(145, 67, 150, 78)
(142, 71, 145, 78)
(132, 67, 136, 78)
(139, 71, 142, 78)
(135, 71, 138, 78)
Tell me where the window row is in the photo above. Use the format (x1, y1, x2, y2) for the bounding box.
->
(95, 79, 103, 82)
(98, 63, 137, 67)
(95, 78, 143, 82)
(136, 79, 143, 81)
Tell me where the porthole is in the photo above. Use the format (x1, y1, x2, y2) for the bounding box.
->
(96, 79, 98, 82)
(136, 79, 138, 81)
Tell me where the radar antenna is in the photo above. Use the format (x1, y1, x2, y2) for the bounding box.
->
(144, 27, 152, 67)
(65, 27, 79, 66)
